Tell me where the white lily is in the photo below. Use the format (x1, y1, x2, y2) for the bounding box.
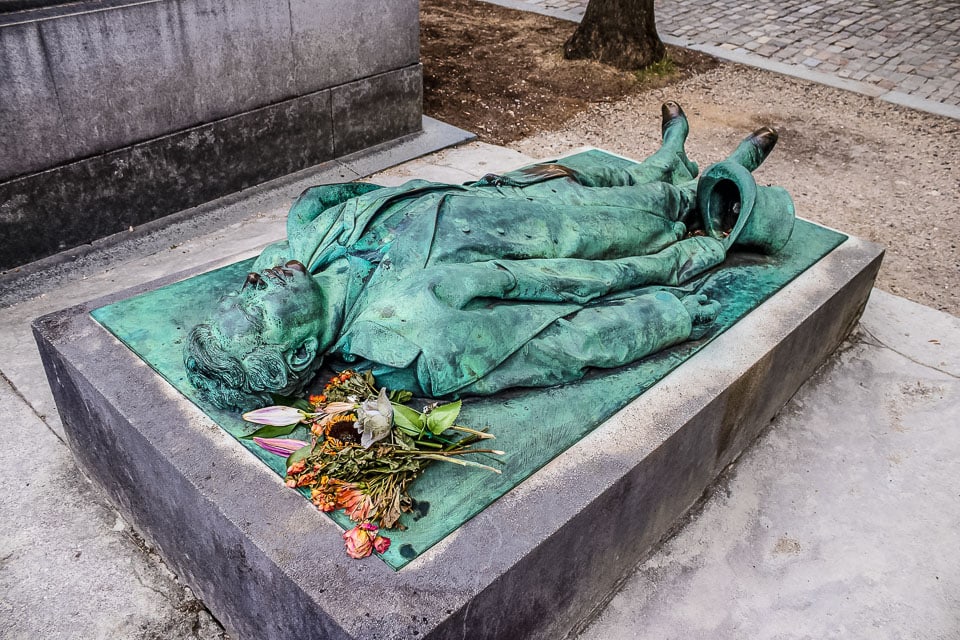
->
(355, 387, 394, 449)
(241, 405, 305, 426)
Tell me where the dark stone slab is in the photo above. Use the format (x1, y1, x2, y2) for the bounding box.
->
(34, 231, 883, 639)
(0, 88, 333, 270)
(332, 65, 424, 157)
(0, 0, 425, 271)
(0, 64, 427, 271)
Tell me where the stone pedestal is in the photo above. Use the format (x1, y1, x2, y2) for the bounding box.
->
(34, 230, 882, 639)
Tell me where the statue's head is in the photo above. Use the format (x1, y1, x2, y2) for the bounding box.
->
(184, 260, 326, 411)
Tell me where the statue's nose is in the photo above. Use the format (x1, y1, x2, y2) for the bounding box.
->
(284, 260, 307, 273)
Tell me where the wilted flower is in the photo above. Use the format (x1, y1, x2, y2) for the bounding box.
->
(355, 387, 393, 449)
(295, 472, 316, 487)
(373, 535, 391, 554)
(343, 522, 378, 559)
(335, 483, 374, 521)
(322, 401, 357, 415)
(252, 437, 308, 457)
(310, 484, 337, 512)
(286, 460, 307, 475)
(242, 405, 305, 426)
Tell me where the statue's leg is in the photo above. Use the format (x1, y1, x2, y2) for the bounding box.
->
(622, 101, 700, 185)
(538, 101, 698, 189)
(457, 289, 718, 395)
(723, 127, 779, 172)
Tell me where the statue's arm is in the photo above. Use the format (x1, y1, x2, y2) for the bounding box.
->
(456, 290, 704, 396)
(489, 236, 725, 305)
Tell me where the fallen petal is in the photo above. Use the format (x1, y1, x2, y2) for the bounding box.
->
(323, 402, 357, 415)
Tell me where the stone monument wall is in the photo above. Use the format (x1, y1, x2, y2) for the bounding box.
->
(0, 0, 422, 269)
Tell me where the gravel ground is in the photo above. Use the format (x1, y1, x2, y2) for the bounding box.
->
(509, 62, 960, 317)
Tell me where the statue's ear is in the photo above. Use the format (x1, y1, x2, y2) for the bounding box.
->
(287, 337, 319, 372)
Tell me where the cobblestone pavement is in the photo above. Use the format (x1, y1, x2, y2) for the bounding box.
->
(483, 0, 960, 116)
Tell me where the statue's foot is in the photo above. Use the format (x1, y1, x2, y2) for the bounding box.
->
(661, 101, 684, 131)
(682, 293, 721, 326)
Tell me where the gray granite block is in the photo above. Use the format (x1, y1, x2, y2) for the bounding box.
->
(332, 65, 424, 157)
(0, 0, 420, 181)
(289, 0, 419, 94)
(0, 0, 68, 10)
(0, 19, 70, 181)
(33, 234, 882, 639)
(34, 0, 296, 168)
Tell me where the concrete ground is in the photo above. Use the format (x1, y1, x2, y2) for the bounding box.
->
(578, 288, 960, 640)
(482, 0, 960, 120)
(1, 140, 958, 638)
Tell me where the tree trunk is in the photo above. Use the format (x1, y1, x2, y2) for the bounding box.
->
(563, 0, 665, 70)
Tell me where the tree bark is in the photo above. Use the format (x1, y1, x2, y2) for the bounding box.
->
(563, 0, 666, 70)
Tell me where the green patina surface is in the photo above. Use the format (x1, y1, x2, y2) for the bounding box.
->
(92, 149, 845, 569)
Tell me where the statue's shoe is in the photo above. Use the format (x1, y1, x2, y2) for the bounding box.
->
(747, 126, 778, 161)
(660, 101, 689, 145)
(727, 125, 779, 172)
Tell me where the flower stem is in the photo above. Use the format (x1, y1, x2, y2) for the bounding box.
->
(451, 426, 495, 439)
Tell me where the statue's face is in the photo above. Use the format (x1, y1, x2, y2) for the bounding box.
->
(211, 261, 325, 367)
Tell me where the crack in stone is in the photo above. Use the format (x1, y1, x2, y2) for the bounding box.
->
(859, 325, 959, 380)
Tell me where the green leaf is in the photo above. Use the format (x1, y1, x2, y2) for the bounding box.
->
(389, 389, 414, 404)
(284, 442, 313, 471)
(291, 398, 313, 412)
(392, 403, 425, 432)
(394, 431, 417, 451)
(240, 422, 299, 440)
(426, 400, 461, 435)
(270, 393, 313, 412)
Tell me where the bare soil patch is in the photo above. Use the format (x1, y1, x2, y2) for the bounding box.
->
(421, 0, 717, 145)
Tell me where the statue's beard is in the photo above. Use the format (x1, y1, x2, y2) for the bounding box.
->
(184, 324, 323, 412)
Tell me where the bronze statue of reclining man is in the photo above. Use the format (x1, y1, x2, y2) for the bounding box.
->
(185, 102, 795, 410)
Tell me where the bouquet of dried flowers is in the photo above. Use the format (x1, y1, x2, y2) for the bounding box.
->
(241, 370, 502, 559)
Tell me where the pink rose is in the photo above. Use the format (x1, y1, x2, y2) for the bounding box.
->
(342, 524, 376, 559)
(373, 535, 391, 554)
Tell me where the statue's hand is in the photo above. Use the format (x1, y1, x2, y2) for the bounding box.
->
(682, 294, 721, 326)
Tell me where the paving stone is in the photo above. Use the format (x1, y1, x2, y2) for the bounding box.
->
(498, 0, 960, 112)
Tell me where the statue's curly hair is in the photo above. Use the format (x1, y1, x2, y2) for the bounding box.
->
(184, 322, 318, 411)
